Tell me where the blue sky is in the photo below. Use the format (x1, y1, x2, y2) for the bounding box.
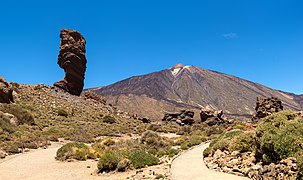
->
(1, 0, 303, 94)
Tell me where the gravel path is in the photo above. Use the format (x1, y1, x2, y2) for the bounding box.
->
(171, 143, 249, 180)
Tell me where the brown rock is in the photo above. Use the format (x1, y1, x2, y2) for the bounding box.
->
(0, 76, 14, 103)
(0, 150, 6, 159)
(162, 110, 194, 126)
(54, 29, 87, 96)
(252, 97, 283, 120)
(200, 107, 226, 126)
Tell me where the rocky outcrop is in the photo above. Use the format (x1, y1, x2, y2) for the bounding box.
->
(54, 29, 87, 96)
(200, 107, 227, 126)
(0, 76, 14, 103)
(204, 149, 298, 179)
(162, 110, 194, 126)
(252, 97, 283, 120)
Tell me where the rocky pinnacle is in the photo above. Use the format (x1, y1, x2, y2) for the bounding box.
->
(54, 28, 87, 96)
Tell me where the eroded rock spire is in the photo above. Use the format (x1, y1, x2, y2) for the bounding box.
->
(54, 28, 87, 96)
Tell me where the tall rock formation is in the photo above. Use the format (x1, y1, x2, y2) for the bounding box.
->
(252, 97, 283, 120)
(0, 76, 14, 103)
(54, 28, 87, 96)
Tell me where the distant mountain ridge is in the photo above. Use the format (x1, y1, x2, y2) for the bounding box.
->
(91, 64, 303, 120)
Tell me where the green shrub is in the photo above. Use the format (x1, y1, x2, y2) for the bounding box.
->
(57, 109, 68, 118)
(128, 150, 159, 169)
(141, 130, 161, 146)
(23, 142, 38, 149)
(187, 135, 207, 147)
(147, 147, 158, 155)
(168, 148, 179, 157)
(56, 142, 91, 161)
(103, 116, 116, 124)
(117, 158, 132, 172)
(4, 144, 20, 154)
(228, 132, 256, 153)
(204, 129, 243, 157)
(0, 112, 16, 133)
(97, 152, 121, 172)
(147, 124, 161, 132)
(102, 138, 115, 146)
(256, 111, 303, 169)
(0, 104, 35, 125)
(180, 143, 189, 150)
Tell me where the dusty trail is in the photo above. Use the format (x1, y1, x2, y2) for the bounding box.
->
(0, 142, 99, 180)
(171, 143, 249, 180)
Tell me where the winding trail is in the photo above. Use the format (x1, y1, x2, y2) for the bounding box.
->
(171, 143, 249, 180)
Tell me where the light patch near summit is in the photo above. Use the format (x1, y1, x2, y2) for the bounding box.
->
(171, 68, 182, 76)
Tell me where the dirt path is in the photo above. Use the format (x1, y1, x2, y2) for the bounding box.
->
(0, 140, 170, 180)
(0, 142, 101, 180)
(171, 143, 249, 180)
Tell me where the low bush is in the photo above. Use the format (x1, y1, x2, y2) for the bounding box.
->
(228, 132, 256, 153)
(141, 130, 161, 146)
(102, 116, 116, 124)
(4, 143, 20, 154)
(57, 109, 68, 118)
(0, 112, 16, 133)
(204, 129, 243, 156)
(168, 148, 179, 157)
(256, 111, 303, 169)
(0, 104, 35, 125)
(102, 138, 116, 146)
(180, 143, 189, 150)
(97, 151, 121, 172)
(117, 158, 132, 172)
(128, 150, 159, 169)
(56, 142, 92, 161)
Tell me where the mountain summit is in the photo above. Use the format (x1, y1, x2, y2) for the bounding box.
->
(92, 65, 303, 120)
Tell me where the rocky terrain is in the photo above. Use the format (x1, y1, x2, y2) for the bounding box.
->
(162, 110, 195, 126)
(0, 83, 149, 156)
(92, 64, 303, 121)
(204, 149, 298, 179)
(54, 29, 87, 96)
(252, 97, 283, 121)
(202, 98, 303, 179)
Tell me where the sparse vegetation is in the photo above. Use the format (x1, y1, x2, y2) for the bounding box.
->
(204, 110, 303, 177)
(57, 109, 68, 117)
(97, 151, 121, 172)
(0, 104, 35, 125)
(56, 142, 93, 161)
(128, 150, 159, 169)
(102, 115, 116, 124)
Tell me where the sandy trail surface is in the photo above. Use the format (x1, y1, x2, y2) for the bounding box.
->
(0, 142, 101, 180)
(0, 139, 169, 180)
(171, 142, 249, 180)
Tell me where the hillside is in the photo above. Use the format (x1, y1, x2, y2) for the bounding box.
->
(92, 64, 303, 120)
(0, 83, 148, 153)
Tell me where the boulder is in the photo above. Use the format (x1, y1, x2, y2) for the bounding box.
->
(200, 107, 226, 126)
(54, 29, 87, 96)
(0, 76, 14, 103)
(162, 110, 194, 126)
(252, 97, 283, 120)
(139, 117, 151, 123)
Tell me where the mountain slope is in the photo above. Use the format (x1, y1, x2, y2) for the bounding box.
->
(92, 64, 303, 120)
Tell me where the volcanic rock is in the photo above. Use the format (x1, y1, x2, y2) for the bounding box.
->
(200, 107, 226, 126)
(162, 110, 194, 126)
(54, 28, 87, 96)
(0, 76, 14, 103)
(92, 64, 303, 121)
(252, 97, 283, 120)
